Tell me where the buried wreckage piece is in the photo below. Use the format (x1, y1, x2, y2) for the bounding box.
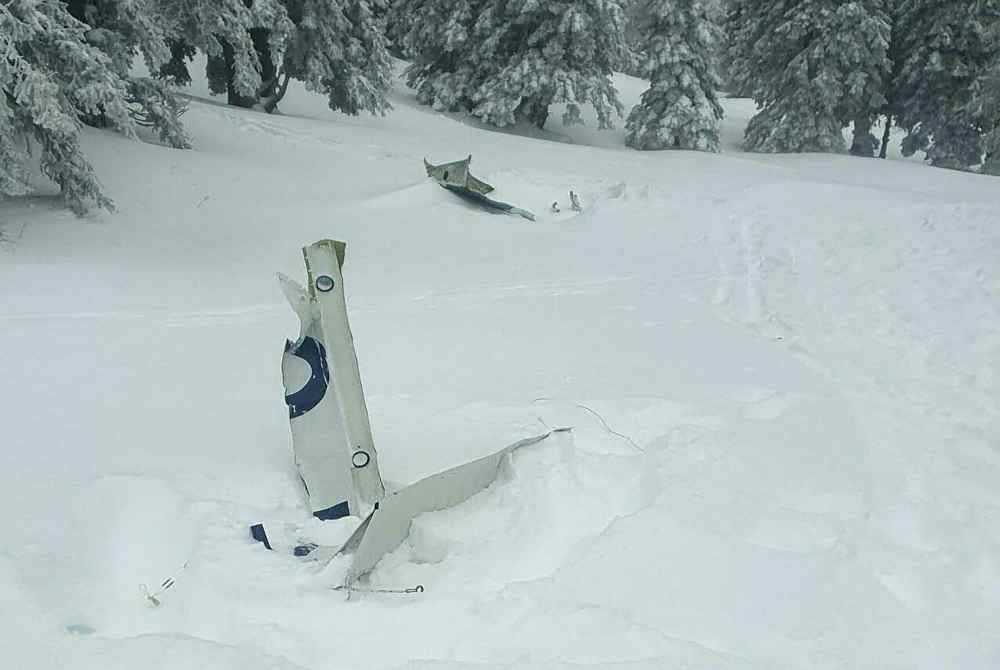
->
(425, 155, 536, 221)
(251, 239, 567, 584)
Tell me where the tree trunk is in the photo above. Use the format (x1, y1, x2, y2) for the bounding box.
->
(223, 26, 276, 109)
(160, 39, 195, 86)
(850, 117, 875, 157)
(251, 27, 277, 98)
(222, 40, 256, 108)
(983, 151, 999, 176)
(517, 96, 550, 129)
(879, 114, 892, 159)
(263, 71, 292, 113)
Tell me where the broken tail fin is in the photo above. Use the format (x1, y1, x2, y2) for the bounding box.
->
(275, 240, 384, 526)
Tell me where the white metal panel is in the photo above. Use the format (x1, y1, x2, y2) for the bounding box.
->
(303, 240, 385, 507)
(345, 431, 563, 581)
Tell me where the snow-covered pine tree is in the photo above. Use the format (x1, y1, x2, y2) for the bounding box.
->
(469, 0, 628, 129)
(703, 0, 725, 24)
(623, 0, 651, 77)
(627, 0, 724, 77)
(624, 0, 724, 151)
(278, 0, 392, 115)
(396, 0, 488, 114)
(167, 0, 292, 108)
(63, 0, 190, 148)
(721, 0, 757, 98)
(381, 0, 413, 57)
(187, 0, 390, 115)
(158, 38, 196, 86)
(720, 0, 755, 97)
(895, 0, 995, 169)
(738, 1, 890, 154)
(64, 1, 171, 73)
(402, 0, 627, 129)
(969, 7, 999, 174)
(845, 0, 894, 156)
(384, 2, 410, 57)
(874, 0, 905, 158)
(2, 0, 136, 213)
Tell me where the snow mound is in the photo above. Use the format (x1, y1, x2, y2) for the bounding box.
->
(371, 429, 644, 593)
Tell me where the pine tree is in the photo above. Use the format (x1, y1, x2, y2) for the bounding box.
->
(279, 0, 392, 115)
(977, 75, 1000, 174)
(158, 38, 197, 86)
(895, 0, 995, 169)
(845, 0, 894, 156)
(169, 0, 292, 108)
(395, 0, 486, 114)
(470, 0, 628, 128)
(969, 6, 1000, 174)
(623, 0, 650, 77)
(735, 1, 890, 154)
(625, 0, 723, 151)
(976, 89, 1000, 175)
(402, 0, 627, 130)
(2, 0, 137, 213)
(383, 0, 414, 56)
(63, 0, 190, 148)
(190, 0, 390, 115)
(875, 0, 905, 158)
(721, 0, 755, 97)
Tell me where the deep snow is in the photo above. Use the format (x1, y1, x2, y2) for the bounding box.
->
(1, 67, 999, 670)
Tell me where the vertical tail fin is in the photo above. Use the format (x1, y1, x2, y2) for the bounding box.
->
(280, 240, 384, 521)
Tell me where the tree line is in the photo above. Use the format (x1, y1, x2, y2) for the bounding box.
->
(2, 0, 997, 214)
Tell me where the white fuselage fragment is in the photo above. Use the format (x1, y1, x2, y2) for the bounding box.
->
(280, 240, 384, 519)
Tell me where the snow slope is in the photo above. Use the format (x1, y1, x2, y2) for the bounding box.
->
(1, 70, 999, 670)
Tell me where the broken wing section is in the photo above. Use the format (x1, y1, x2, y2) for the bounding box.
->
(342, 430, 568, 582)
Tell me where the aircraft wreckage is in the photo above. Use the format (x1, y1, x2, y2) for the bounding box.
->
(251, 240, 567, 591)
(424, 155, 536, 221)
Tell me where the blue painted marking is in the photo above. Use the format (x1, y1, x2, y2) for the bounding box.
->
(250, 523, 273, 550)
(294, 543, 318, 557)
(314, 501, 350, 520)
(284, 336, 330, 418)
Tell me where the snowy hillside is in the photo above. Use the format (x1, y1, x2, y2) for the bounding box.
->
(2, 70, 999, 670)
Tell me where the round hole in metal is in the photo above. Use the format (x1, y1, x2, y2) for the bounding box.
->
(352, 450, 371, 468)
(315, 275, 335, 292)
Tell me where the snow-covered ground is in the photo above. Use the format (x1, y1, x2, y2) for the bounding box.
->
(2, 68, 999, 670)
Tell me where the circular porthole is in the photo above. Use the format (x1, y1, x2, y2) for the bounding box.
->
(315, 275, 335, 292)
(352, 450, 371, 468)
